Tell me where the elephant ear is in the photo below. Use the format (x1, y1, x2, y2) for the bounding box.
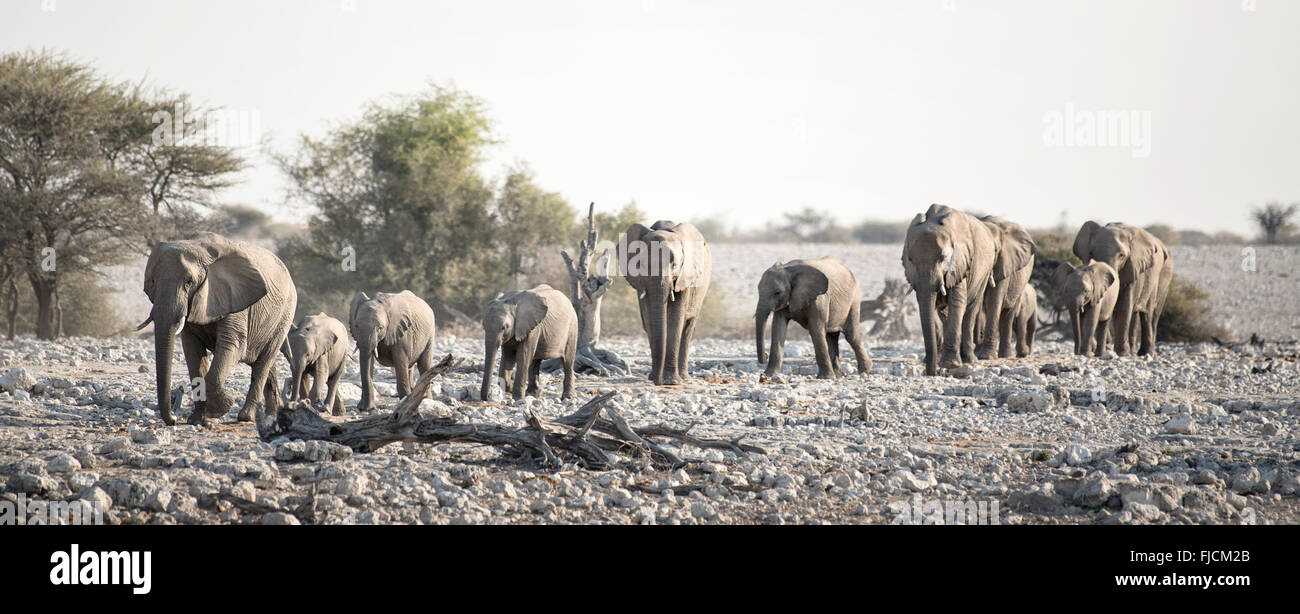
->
(672, 234, 706, 293)
(512, 291, 548, 342)
(1094, 263, 1119, 292)
(348, 292, 370, 330)
(1129, 228, 1162, 274)
(188, 252, 268, 325)
(1002, 224, 1036, 275)
(1051, 262, 1075, 290)
(384, 299, 418, 346)
(619, 223, 653, 277)
(787, 264, 829, 313)
(909, 212, 926, 227)
(1073, 221, 1101, 261)
(941, 242, 968, 290)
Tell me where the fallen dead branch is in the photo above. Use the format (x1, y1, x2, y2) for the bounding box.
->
(256, 353, 765, 470)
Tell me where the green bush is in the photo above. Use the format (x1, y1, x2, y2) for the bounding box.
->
(1157, 276, 1225, 342)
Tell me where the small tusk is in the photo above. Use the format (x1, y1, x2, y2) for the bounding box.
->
(938, 284, 947, 297)
(133, 315, 154, 331)
(988, 277, 996, 288)
(638, 290, 646, 300)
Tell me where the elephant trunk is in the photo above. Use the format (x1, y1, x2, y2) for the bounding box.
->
(154, 322, 176, 425)
(151, 301, 185, 426)
(357, 338, 376, 411)
(1069, 302, 1083, 355)
(916, 285, 940, 376)
(754, 304, 771, 364)
(649, 287, 668, 384)
(289, 349, 311, 403)
(481, 336, 499, 403)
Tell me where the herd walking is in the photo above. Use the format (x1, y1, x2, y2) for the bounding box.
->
(135, 205, 1173, 426)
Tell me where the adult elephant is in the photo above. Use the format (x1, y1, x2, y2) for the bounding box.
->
(617, 220, 712, 386)
(480, 284, 578, 402)
(902, 204, 997, 376)
(349, 291, 437, 411)
(976, 215, 1036, 359)
(755, 258, 871, 379)
(136, 233, 297, 426)
(1072, 222, 1172, 356)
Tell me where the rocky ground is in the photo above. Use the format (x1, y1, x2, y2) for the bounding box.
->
(1, 332, 1297, 525)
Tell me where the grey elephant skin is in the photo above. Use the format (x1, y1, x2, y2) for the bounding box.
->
(755, 258, 872, 379)
(481, 284, 578, 401)
(1009, 283, 1038, 357)
(617, 220, 712, 386)
(137, 232, 297, 426)
(902, 204, 997, 376)
(1053, 260, 1119, 356)
(349, 291, 437, 411)
(281, 313, 349, 415)
(1072, 222, 1172, 356)
(977, 215, 1036, 359)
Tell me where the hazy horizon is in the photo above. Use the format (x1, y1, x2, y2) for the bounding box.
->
(4, 0, 1298, 237)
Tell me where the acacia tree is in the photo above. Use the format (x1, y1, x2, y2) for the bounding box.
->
(0, 51, 245, 339)
(1252, 202, 1298, 244)
(0, 52, 145, 339)
(277, 85, 502, 320)
(495, 164, 577, 291)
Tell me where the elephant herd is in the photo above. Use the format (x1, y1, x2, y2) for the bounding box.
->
(136, 208, 1173, 427)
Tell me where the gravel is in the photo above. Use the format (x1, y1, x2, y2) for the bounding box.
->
(0, 244, 1296, 525)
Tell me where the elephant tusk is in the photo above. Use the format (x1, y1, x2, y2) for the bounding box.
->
(988, 277, 997, 289)
(938, 284, 947, 297)
(638, 290, 646, 300)
(669, 289, 676, 302)
(133, 315, 154, 331)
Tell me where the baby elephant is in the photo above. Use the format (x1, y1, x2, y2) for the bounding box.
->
(1053, 260, 1119, 356)
(281, 313, 349, 416)
(349, 291, 437, 411)
(1008, 284, 1038, 358)
(481, 284, 578, 401)
(756, 258, 872, 379)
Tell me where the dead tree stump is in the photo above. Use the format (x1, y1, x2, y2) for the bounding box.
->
(256, 354, 764, 470)
(555, 202, 629, 375)
(860, 277, 915, 340)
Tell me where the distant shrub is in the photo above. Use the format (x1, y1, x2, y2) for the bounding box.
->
(1144, 224, 1180, 246)
(1158, 276, 1226, 342)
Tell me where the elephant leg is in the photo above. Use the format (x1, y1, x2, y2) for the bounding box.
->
(677, 316, 697, 382)
(1023, 314, 1036, 357)
(826, 331, 844, 377)
(939, 283, 967, 370)
(662, 300, 687, 385)
(1112, 284, 1135, 356)
(527, 358, 542, 397)
(1094, 317, 1110, 357)
(499, 349, 515, 396)
(310, 360, 328, 407)
(998, 308, 1015, 359)
(416, 344, 433, 375)
(180, 334, 209, 417)
(976, 284, 1003, 360)
(808, 318, 833, 379)
(511, 343, 536, 400)
(844, 311, 873, 375)
(238, 349, 277, 422)
(262, 370, 280, 419)
(561, 336, 576, 401)
(392, 348, 412, 399)
(960, 287, 983, 365)
(192, 346, 238, 425)
(325, 367, 344, 416)
(764, 314, 788, 378)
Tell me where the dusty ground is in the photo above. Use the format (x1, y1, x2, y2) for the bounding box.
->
(1, 332, 1296, 525)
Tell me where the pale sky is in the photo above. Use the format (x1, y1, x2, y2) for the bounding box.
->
(4, 0, 1298, 236)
